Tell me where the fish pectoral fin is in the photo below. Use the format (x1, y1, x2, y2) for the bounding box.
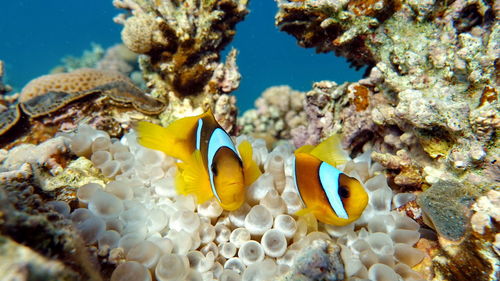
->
(175, 150, 213, 204)
(295, 207, 314, 217)
(237, 140, 262, 186)
(310, 134, 350, 166)
(136, 115, 199, 162)
(295, 207, 320, 232)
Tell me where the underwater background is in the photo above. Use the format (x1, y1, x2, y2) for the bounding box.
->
(0, 0, 362, 111)
(0, 0, 498, 281)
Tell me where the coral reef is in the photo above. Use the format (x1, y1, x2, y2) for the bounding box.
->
(275, 0, 402, 68)
(58, 43, 106, 73)
(96, 44, 138, 77)
(9, 125, 422, 281)
(113, 0, 248, 97)
(0, 68, 165, 149)
(113, 0, 247, 131)
(239, 86, 307, 142)
(276, 0, 499, 187)
(264, 0, 500, 279)
(0, 169, 104, 280)
(0, 237, 81, 281)
(54, 43, 142, 87)
(1, 0, 497, 280)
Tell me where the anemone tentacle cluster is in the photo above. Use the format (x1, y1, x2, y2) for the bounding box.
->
(53, 125, 427, 280)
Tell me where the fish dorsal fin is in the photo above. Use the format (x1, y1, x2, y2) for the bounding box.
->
(136, 114, 200, 162)
(238, 140, 262, 186)
(310, 134, 350, 166)
(294, 144, 315, 155)
(175, 150, 213, 204)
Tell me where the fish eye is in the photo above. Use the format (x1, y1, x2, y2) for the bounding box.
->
(338, 185, 349, 199)
(211, 163, 218, 176)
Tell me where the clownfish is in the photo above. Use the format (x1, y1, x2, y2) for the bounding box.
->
(293, 135, 368, 226)
(136, 110, 261, 211)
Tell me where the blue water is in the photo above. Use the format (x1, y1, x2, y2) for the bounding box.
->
(0, 1, 362, 111)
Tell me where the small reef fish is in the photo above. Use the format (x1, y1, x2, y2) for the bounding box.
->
(136, 110, 261, 211)
(293, 135, 368, 226)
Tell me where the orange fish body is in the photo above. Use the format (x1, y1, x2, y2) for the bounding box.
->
(293, 135, 368, 226)
(136, 110, 261, 211)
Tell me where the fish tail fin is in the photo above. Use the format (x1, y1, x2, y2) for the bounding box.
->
(136, 114, 200, 161)
(237, 140, 262, 186)
(310, 134, 350, 166)
(175, 150, 213, 204)
(136, 121, 177, 155)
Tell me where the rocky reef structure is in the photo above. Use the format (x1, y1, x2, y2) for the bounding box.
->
(259, 0, 499, 279)
(113, 0, 248, 132)
(238, 86, 307, 143)
(1, 0, 498, 280)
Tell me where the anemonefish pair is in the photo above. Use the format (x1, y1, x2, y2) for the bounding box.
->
(136, 110, 261, 211)
(137, 109, 368, 225)
(293, 135, 369, 226)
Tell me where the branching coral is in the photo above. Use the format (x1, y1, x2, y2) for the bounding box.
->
(113, 0, 248, 98)
(58, 43, 105, 73)
(239, 86, 306, 142)
(113, 0, 247, 132)
(0, 60, 12, 95)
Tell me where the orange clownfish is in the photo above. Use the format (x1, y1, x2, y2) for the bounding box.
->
(136, 110, 261, 211)
(293, 135, 368, 226)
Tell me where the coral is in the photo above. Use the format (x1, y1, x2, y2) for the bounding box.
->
(96, 44, 138, 76)
(2, 136, 70, 173)
(275, 0, 402, 68)
(21, 68, 141, 104)
(417, 180, 479, 241)
(424, 189, 499, 281)
(239, 85, 306, 142)
(276, 239, 344, 281)
(0, 68, 165, 149)
(0, 60, 12, 95)
(113, 0, 248, 98)
(276, 0, 499, 188)
(470, 190, 500, 235)
(0, 179, 103, 280)
(0, 236, 80, 281)
(206, 49, 240, 133)
(59, 43, 105, 73)
(268, 1, 500, 279)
